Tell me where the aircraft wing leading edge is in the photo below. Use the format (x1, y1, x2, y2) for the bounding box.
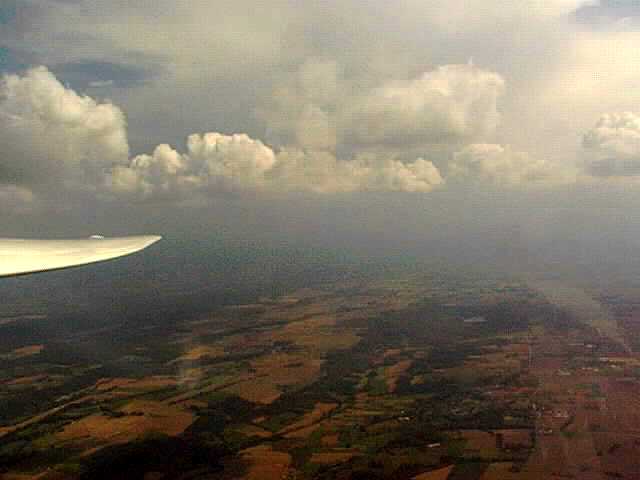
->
(0, 236, 161, 278)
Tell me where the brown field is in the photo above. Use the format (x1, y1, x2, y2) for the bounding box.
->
(223, 377, 282, 404)
(2, 344, 44, 360)
(0, 315, 47, 327)
(57, 400, 194, 445)
(239, 445, 292, 480)
(0, 473, 50, 480)
(383, 348, 404, 359)
(250, 352, 324, 387)
(236, 424, 273, 438)
(309, 451, 355, 464)
(94, 376, 177, 392)
(270, 314, 360, 352)
(412, 465, 454, 480)
(321, 433, 340, 447)
(478, 462, 549, 480)
(450, 430, 498, 458)
(384, 359, 412, 393)
(169, 345, 225, 363)
(464, 348, 522, 375)
(496, 430, 533, 450)
(6, 374, 49, 386)
(592, 432, 640, 478)
(0, 388, 119, 440)
(602, 378, 640, 431)
(280, 402, 337, 438)
(165, 374, 234, 405)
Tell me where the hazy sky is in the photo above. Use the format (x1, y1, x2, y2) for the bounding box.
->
(3, 0, 640, 268)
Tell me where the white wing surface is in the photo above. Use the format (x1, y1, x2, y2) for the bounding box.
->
(0, 236, 161, 278)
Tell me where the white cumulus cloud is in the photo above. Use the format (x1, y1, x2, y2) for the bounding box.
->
(343, 64, 505, 150)
(257, 59, 339, 151)
(108, 133, 277, 198)
(269, 150, 443, 194)
(447, 143, 575, 186)
(0, 67, 445, 201)
(0, 67, 129, 187)
(108, 134, 444, 199)
(0, 66, 588, 211)
(583, 112, 640, 176)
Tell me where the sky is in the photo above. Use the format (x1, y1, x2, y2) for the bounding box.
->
(3, 0, 640, 271)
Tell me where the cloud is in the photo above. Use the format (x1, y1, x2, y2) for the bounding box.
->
(3, 65, 607, 214)
(0, 65, 594, 210)
(108, 134, 444, 199)
(341, 64, 504, 150)
(0, 0, 596, 163)
(258, 61, 505, 156)
(0, 66, 129, 187)
(572, 0, 640, 28)
(447, 143, 576, 186)
(0, 67, 447, 201)
(268, 150, 443, 194)
(583, 112, 640, 176)
(584, 111, 640, 157)
(108, 133, 276, 198)
(256, 59, 339, 151)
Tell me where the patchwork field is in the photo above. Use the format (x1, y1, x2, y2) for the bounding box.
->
(2, 272, 640, 479)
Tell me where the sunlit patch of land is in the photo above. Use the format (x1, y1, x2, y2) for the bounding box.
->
(94, 376, 177, 392)
(309, 451, 356, 465)
(383, 359, 413, 393)
(1, 345, 44, 360)
(57, 400, 194, 446)
(412, 465, 454, 480)
(279, 402, 337, 438)
(168, 345, 225, 363)
(238, 445, 291, 480)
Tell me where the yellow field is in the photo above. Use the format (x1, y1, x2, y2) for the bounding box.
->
(239, 445, 291, 480)
(223, 377, 282, 404)
(384, 359, 413, 393)
(310, 452, 355, 464)
(169, 345, 225, 363)
(95, 376, 177, 392)
(2, 345, 44, 360)
(280, 402, 337, 438)
(412, 465, 454, 480)
(57, 400, 194, 445)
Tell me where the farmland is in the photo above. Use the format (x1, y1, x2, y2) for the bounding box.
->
(1, 267, 639, 479)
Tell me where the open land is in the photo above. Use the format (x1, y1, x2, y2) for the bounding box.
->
(1, 269, 640, 479)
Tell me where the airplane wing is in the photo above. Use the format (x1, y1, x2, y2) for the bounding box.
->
(0, 235, 161, 278)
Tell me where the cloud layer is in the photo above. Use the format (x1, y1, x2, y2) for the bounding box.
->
(2, 53, 638, 212)
(1, 67, 450, 202)
(109, 137, 445, 198)
(448, 144, 576, 187)
(343, 65, 504, 150)
(583, 112, 640, 176)
(0, 66, 128, 188)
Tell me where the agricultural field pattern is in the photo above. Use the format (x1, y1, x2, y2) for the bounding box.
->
(2, 268, 640, 480)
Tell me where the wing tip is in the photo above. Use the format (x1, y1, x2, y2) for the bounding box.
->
(136, 235, 163, 250)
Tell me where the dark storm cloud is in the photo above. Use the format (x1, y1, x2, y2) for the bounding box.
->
(50, 60, 160, 90)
